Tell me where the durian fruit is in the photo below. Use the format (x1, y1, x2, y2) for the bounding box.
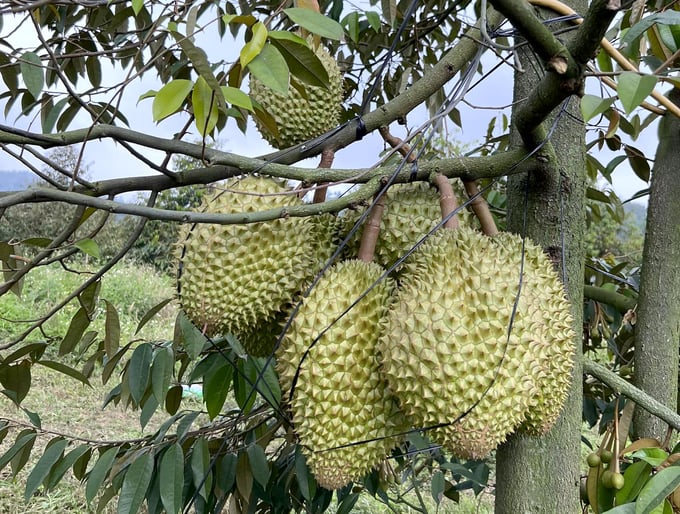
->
(276, 259, 404, 489)
(341, 180, 474, 272)
(379, 224, 574, 459)
(249, 39, 343, 149)
(177, 176, 339, 343)
(492, 232, 575, 435)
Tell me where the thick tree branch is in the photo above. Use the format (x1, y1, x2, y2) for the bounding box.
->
(584, 285, 637, 312)
(584, 359, 680, 433)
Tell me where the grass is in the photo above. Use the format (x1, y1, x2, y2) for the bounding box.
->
(0, 261, 495, 513)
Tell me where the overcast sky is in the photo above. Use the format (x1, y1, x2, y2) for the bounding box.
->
(0, 8, 652, 204)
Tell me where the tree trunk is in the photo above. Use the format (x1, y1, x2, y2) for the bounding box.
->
(633, 87, 680, 441)
(495, 2, 586, 512)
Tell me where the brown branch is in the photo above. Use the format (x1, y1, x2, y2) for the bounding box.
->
(435, 174, 459, 230)
(357, 191, 386, 263)
(463, 181, 498, 235)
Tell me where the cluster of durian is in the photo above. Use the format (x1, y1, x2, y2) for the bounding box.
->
(177, 173, 575, 490)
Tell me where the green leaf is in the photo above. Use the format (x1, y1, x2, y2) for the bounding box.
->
(295, 447, 315, 501)
(22, 408, 41, 429)
(175, 310, 207, 360)
(135, 297, 172, 335)
(190, 438, 211, 500)
(152, 79, 193, 121)
(159, 444, 184, 514)
(86, 55, 102, 89)
(0, 360, 31, 405)
(117, 452, 154, 514)
(151, 346, 174, 404)
(102, 342, 134, 385)
(283, 8, 344, 40)
(221, 86, 253, 111)
(59, 307, 91, 356)
(139, 395, 158, 429)
(581, 94, 616, 122)
(78, 279, 101, 315)
(431, 469, 445, 504)
(271, 38, 331, 89)
(192, 75, 219, 137)
(0, 430, 36, 474)
(103, 300, 120, 359)
(336, 493, 360, 514)
(131, 0, 144, 15)
(616, 461, 653, 505)
(74, 238, 101, 259)
(86, 447, 119, 504)
(240, 21, 268, 69)
(631, 448, 669, 468)
(203, 360, 233, 420)
(36, 360, 90, 387)
(24, 438, 68, 501)
(247, 444, 270, 487)
(248, 43, 289, 94)
(45, 444, 90, 490)
(636, 467, 680, 514)
(618, 72, 657, 114)
(216, 453, 237, 493)
(127, 343, 153, 405)
(622, 11, 680, 51)
(235, 452, 253, 501)
(605, 504, 636, 513)
(165, 385, 183, 415)
(20, 51, 43, 99)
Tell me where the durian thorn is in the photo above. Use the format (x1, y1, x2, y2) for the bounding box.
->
(463, 180, 498, 236)
(434, 174, 460, 230)
(378, 126, 417, 163)
(312, 148, 335, 204)
(357, 191, 386, 262)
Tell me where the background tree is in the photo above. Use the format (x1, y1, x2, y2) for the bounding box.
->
(0, 1, 679, 513)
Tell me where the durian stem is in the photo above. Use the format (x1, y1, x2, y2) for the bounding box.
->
(463, 180, 498, 236)
(357, 191, 386, 263)
(312, 148, 335, 204)
(378, 126, 416, 163)
(434, 174, 459, 230)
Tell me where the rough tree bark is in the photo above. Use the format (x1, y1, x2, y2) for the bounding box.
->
(633, 87, 680, 441)
(495, 1, 586, 512)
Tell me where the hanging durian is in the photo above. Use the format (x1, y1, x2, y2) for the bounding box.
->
(249, 35, 343, 149)
(176, 176, 338, 345)
(378, 176, 574, 459)
(276, 197, 404, 489)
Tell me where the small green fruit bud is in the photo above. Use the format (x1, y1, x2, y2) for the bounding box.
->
(586, 452, 601, 467)
(600, 449, 614, 464)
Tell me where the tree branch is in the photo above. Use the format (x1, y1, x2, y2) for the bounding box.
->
(584, 285, 637, 312)
(583, 359, 680, 433)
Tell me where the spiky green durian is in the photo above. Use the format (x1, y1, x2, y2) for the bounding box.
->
(379, 226, 574, 459)
(341, 181, 475, 272)
(177, 176, 339, 342)
(249, 40, 343, 149)
(276, 260, 404, 489)
(492, 232, 575, 435)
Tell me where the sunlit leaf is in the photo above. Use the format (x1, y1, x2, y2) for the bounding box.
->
(59, 307, 90, 356)
(152, 79, 193, 121)
(248, 43, 289, 95)
(618, 72, 657, 114)
(636, 467, 680, 514)
(581, 94, 616, 122)
(221, 86, 253, 111)
(74, 238, 101, 259)
(616, 460, 653, 505)
(271, 38, 331, 89)
(192, 75, 219, 136)
(284, 8, 344, 40)
(240, 21, 268, 69)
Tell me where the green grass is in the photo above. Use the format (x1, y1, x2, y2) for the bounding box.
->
(0, 261, 495, 513)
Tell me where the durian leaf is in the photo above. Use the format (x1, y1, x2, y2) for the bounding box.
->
(139, 395, 158, 430)
(190, 438, 211, 501)
(246, 444, 270, 487)
(159, 443, 183, 514)
(20, 51, 43, 99)
(271, 38, 331, 89)
(635, 467, 680, 514)
(0, 430, 36, 475)
(283, 8, 344, 40)
(36, 360, 90, 387)
(117, 451, 153, 514)
(175, 311, 207, 360)
(85, 448, 118, 504)
(381, 0, 397, 25)
(135, 297, 172, 335)
(581, 94, 616, 122)
(248, 43, 289, 95)
(631, 448, 670, 468)
(78, 279, 100, 316)
(621, 11, 680, 54)
(616, 461, 653, 505)
(336, 492, 360, 514)
(221, 86, 253, 111)
(0, 360, 31, 405)
(235, 452, 253, 501)
(59, 307, 91, 356)
(606, 505, 636, 513)
(203, 359, 233, 420)
(240, 21, 268, 69)
(295, 447, 316, 501)
(151, 346, 174, 404)
(216, 453, 237, 493)
(431, 470, 445, 504)
(44, 444, 90, 490)
(152, 79, 193, 121)
(165, 385, 183, 415)
(192, 75, 219, 136)
(103, 300, 120, 359)
(127, 343, 153, 406)
(617, 72, 657, 114)
(24, 437, 68, 501)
